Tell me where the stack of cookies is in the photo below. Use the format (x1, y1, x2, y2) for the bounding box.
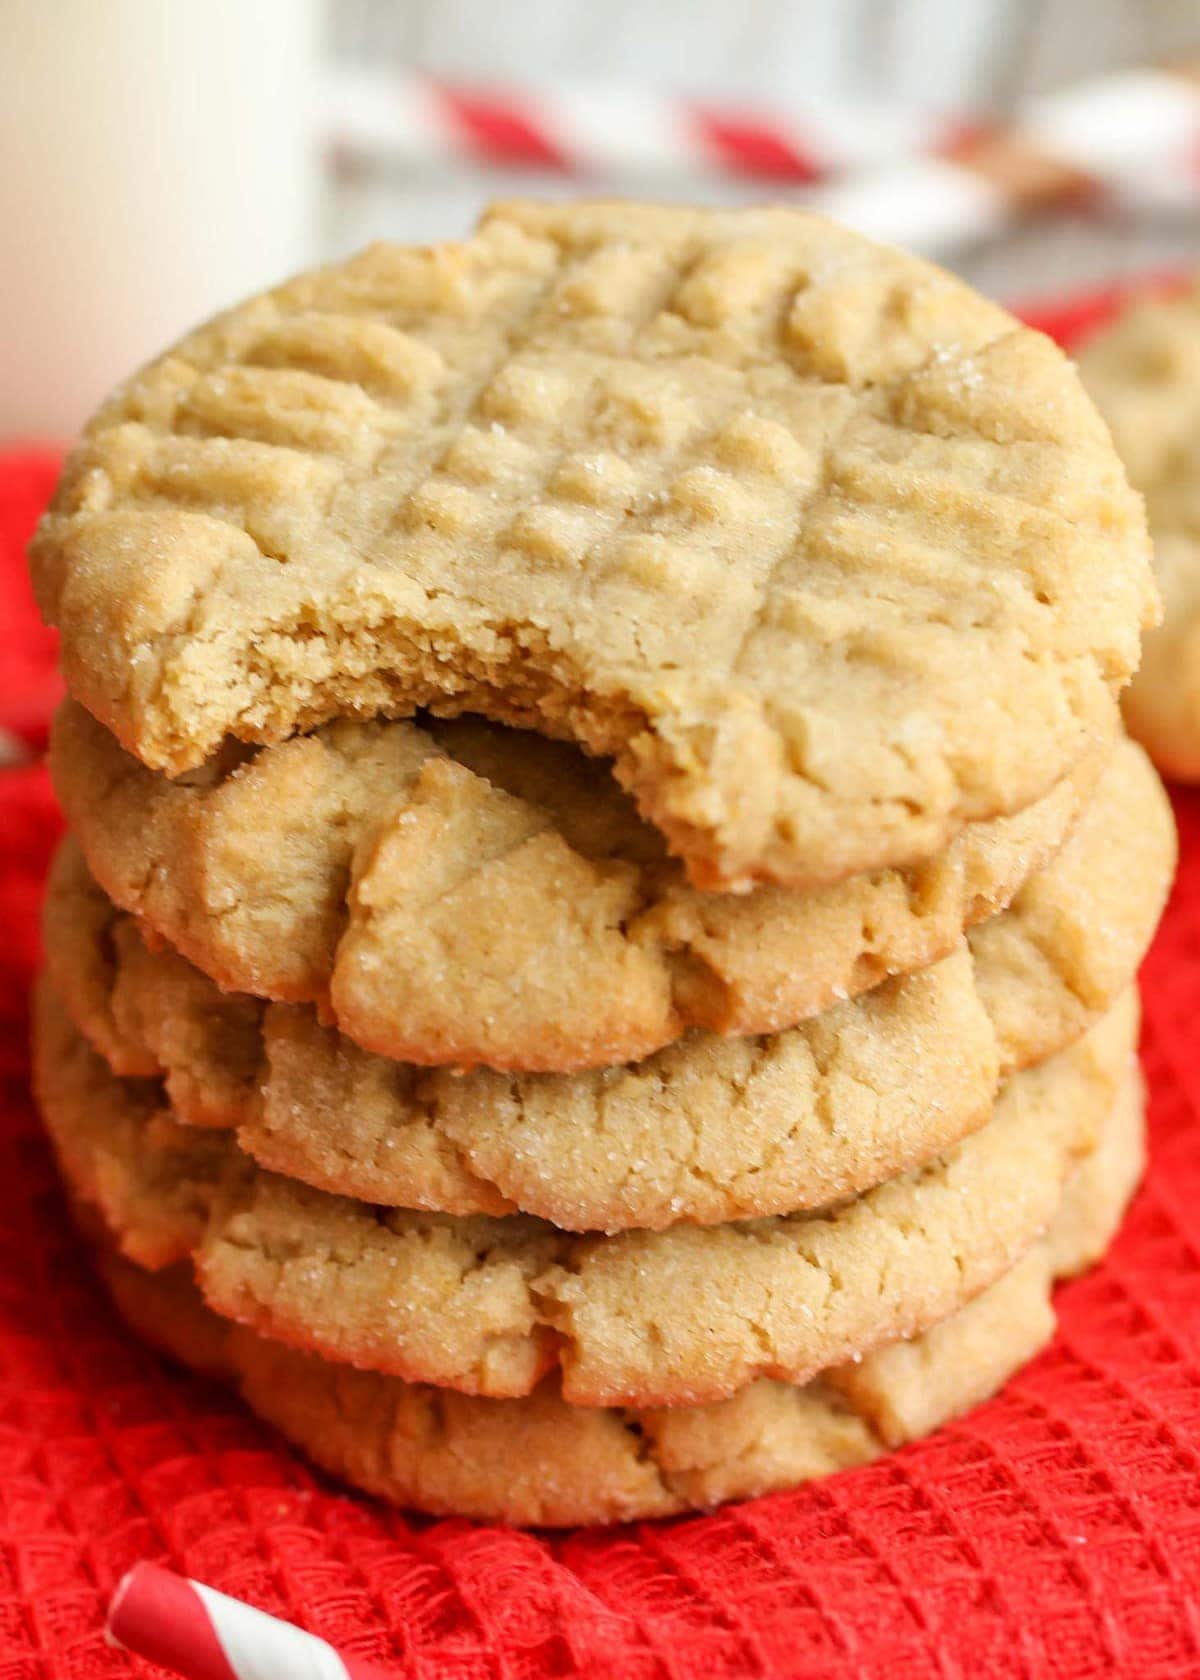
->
(29, 202, 1175, 1525)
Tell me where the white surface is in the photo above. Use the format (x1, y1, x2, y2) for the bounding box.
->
(326, 0, 1200, 109)
(806, 158, 1008, 251)
(1024, 69, 1200, 175)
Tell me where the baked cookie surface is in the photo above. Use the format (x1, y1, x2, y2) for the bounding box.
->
(33, 980, 1137, 1408)
(94, 1064, 1143, 1525)
(1081, 283, 1200, 778)
(50, 699, 1107, 1071)
(33, 201, 1153, 889)
(44, 737, 1172, 1230)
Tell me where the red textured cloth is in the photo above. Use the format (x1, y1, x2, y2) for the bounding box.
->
(4, 294, 1200, 1680)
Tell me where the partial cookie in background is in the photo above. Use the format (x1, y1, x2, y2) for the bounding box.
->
(1081, 283, 1200, 779)
(33, 980, 1136, 1408)
(50, 699, 1107, 1072)
(32, 200, 1153, 890)
(44, 736, 1173, 1231)
(93, 1063, 1144, 1526)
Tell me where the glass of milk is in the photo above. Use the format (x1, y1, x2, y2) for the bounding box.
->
(0, 0, 320, 440)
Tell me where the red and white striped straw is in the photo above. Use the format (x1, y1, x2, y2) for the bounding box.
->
(324, 68, 948, 181)
(323, 62, 1200, 191)
(107, 1563, 397, 1680)
(322, 63, 1200, 253)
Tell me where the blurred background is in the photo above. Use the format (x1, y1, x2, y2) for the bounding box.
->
(4, 0, 1200, 439)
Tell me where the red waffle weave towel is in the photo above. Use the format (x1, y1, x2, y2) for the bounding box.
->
(3, 293, 1200, 1680)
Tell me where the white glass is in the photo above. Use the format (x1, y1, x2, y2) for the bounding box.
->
(0, 0, 320, 440)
